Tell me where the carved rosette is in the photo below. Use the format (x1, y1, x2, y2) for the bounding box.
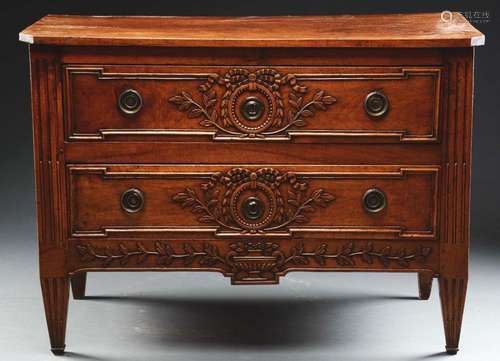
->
(76, 241, 433, 284)
(172, 168, 335, 234)
(168, 68, 336, 138)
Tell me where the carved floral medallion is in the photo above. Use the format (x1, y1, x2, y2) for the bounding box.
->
(171, 167, 335, 234)
(168, 68, 336, 138)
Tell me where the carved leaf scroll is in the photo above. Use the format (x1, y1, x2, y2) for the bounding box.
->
(76, 241, 432, 284)
(169, 68, 336, 138)
(171, 167, 335, 234)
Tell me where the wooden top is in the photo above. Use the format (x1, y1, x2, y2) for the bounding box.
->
(19, 13, 484, 48)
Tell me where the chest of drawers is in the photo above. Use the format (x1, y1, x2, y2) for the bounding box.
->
(19, 13, 484, 355)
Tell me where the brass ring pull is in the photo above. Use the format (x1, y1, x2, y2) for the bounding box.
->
(241, 196, 264, 220)
(362, 188, 386, 213)
(118, 89, 143, 115)
(364, 90, 389, 117)
(240, 97, 264, 121)
(121, 188, 145, 213)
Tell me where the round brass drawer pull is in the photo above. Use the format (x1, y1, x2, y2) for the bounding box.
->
(241, 196, 264, 220)
(118, 89, 143, 115)
(364, 90, 389, 117)
(362, 188, 386, 213)
(240, 96, 264, 121)
(121, 188, 144, 213)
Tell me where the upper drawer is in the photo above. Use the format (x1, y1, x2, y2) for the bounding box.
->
(64, 65, 442, 143)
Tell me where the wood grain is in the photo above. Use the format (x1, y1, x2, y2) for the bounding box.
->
(63, 65, 441, 143)
(70, 273, 87, 299)
(41, 277, 69, 355)
(418, 271, 434, 300)
(438, 48, 474, 355)
(21, 14, 480, 354)
(70, 239, 436, 285)
(20, 13, 484, 48)
(67, 164, 438, 240)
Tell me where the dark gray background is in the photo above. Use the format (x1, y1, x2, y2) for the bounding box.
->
(1, 1, 498, 360)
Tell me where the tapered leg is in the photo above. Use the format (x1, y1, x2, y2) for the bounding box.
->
(438, 276, 467, 355)
(32, 50, 71, 355)
(41, 277, 69, 355)
(71, 273, 87, 299)
(418, 271, 433, 300)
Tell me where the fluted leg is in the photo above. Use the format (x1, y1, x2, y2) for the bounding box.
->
(438, 276, 467, 355)
(41, 277, 69, 355)
(418, 271, 433, 300)
(71, 273, 87, 299)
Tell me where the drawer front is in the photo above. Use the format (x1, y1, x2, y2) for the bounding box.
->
(64, 65, 441, 143)
(68, 164, 438, 240)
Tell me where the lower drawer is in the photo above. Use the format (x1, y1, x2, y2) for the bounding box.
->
(68, 164, 439, 240)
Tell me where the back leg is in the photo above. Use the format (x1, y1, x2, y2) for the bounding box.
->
(71, 273, 87, 299)
(418, 271, 433, 300)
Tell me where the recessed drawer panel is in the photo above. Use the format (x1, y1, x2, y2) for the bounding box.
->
(68, 164, 438, 240)
(64, 65, 441, 143)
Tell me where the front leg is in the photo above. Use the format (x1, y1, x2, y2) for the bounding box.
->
(439, 275, 467, 355)
(41, 276, 69, 355)
(30, 50, 72, 354)
(437, 50, 473, 355)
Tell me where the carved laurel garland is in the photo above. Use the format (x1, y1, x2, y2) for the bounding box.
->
(76, 241, 432, 281)
(168, 68, 336, 138)
(171, 167, 335, 234)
